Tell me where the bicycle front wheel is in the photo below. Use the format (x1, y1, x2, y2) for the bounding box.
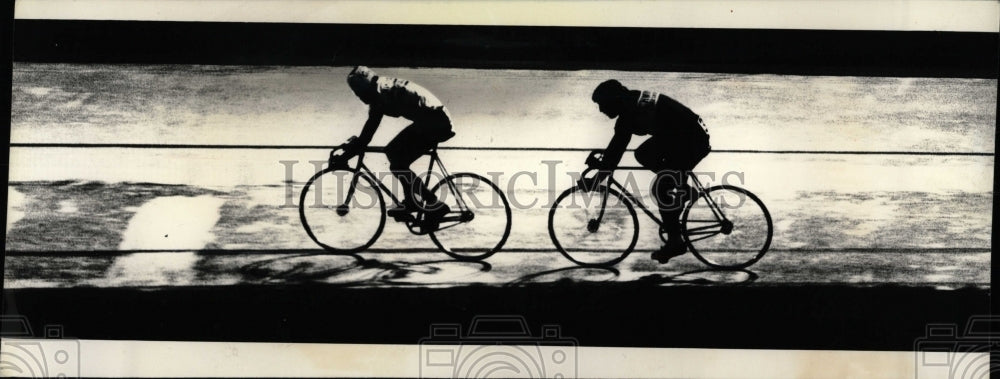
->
(681, 185, 772, 269)
(428, 173, 512, 261)
(299, 168, 386, 253)
(548, 185, 639, 267)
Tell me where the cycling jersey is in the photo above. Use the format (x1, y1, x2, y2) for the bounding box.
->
(614, 90, 709, 146)
(372, 76, 451, 120)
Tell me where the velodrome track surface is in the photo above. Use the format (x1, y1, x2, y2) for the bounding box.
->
(2, 248, 991, 289)
(3, 168, 991, 289)
(4, 148, 992, 289)
(3, 158, 990, 350)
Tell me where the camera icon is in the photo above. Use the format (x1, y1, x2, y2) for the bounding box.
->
(0, 316, 80, 378)
(913, 316, 998, 379)
(419, 315, 578, 378)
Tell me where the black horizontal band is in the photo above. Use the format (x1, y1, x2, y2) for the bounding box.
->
(12, 20, 999, 78)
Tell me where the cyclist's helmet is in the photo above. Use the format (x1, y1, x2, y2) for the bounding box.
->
(592, 79, 628, 103)
(347, 66, 377, 101)
(593, 79, 629, 118)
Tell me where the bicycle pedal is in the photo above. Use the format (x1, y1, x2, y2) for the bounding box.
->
(390, 212, 416, 222)
(406, 221, 438, 235)
(421, 223, 441, 234)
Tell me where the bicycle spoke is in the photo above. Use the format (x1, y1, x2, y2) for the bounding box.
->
(685, 224, 722, 234)
(685, 231, 722, 242)
(432, 221, 464, 232)
(436, 214, 464, 223)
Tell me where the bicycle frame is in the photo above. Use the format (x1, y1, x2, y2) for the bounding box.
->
(342, 147, 472, 225)
(589, 167, 731, 238)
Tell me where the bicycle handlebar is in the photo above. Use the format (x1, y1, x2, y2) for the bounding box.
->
(585, 150, 604, 168)
(327, 136, 360, 168)
(328, 136, 424, 168)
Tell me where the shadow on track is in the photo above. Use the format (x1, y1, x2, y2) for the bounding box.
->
(238, 253, 366, 282)
(504, 266, 621, 287)
(636, 268, 759, 286)
(366, 259, 493, 286)
(233, 252, 753, 287)
(237, 254, 492, 286)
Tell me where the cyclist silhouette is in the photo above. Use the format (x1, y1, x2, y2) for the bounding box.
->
(586, 79, 711, 264)
(340, 66, 455, 223)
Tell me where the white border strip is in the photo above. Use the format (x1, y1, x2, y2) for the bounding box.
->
(1, 338, 966, 378)
(13, 0, 1000, 32)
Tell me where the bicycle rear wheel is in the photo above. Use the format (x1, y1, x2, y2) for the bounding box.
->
(299, 168, 386, 253)
(681, 185, 772, 269)
(548, 185, 639, 267)
(428, 173, 512, 261)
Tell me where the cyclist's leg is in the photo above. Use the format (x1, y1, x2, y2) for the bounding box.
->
(656, 142, 710, 233)
(636, 138, 681, 232)
(385, 124, 436, 209)
(410, 108, 454, 212)
(636, 137, 710, 260)
(634, 137, 664, 170)
(636, 138, 684, 262)
(636, 137, 682, 205)
(385, 111, 452, 211)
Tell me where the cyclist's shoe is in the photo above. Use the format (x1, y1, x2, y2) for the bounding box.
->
(387, 205, 415, 222)
(424, 202, 451, 221)
(651, 239, 687, 264)
(419, 202, 451, 232)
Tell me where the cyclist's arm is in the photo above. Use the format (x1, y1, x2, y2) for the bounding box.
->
(599, 128, 631, 171)
(580, 128, 630, 189)
(355, 106, 384, 147)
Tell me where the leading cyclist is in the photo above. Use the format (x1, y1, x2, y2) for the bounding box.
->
(585, 79, 711, 264)
(338, 66, 454, 225)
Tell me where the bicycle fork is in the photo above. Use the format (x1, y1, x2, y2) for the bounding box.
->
(586, 185, 614, 233)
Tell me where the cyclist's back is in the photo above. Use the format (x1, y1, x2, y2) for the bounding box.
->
(371, 77, 446, 118)
(614, 90, 709, 148)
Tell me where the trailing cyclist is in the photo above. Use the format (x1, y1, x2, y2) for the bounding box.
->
(339, 66, 454, 225)
(586, 79, 711, 264)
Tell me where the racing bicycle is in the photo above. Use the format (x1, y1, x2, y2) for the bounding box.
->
(299, 138, 512, 261)
(548, 151, 773, 269)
